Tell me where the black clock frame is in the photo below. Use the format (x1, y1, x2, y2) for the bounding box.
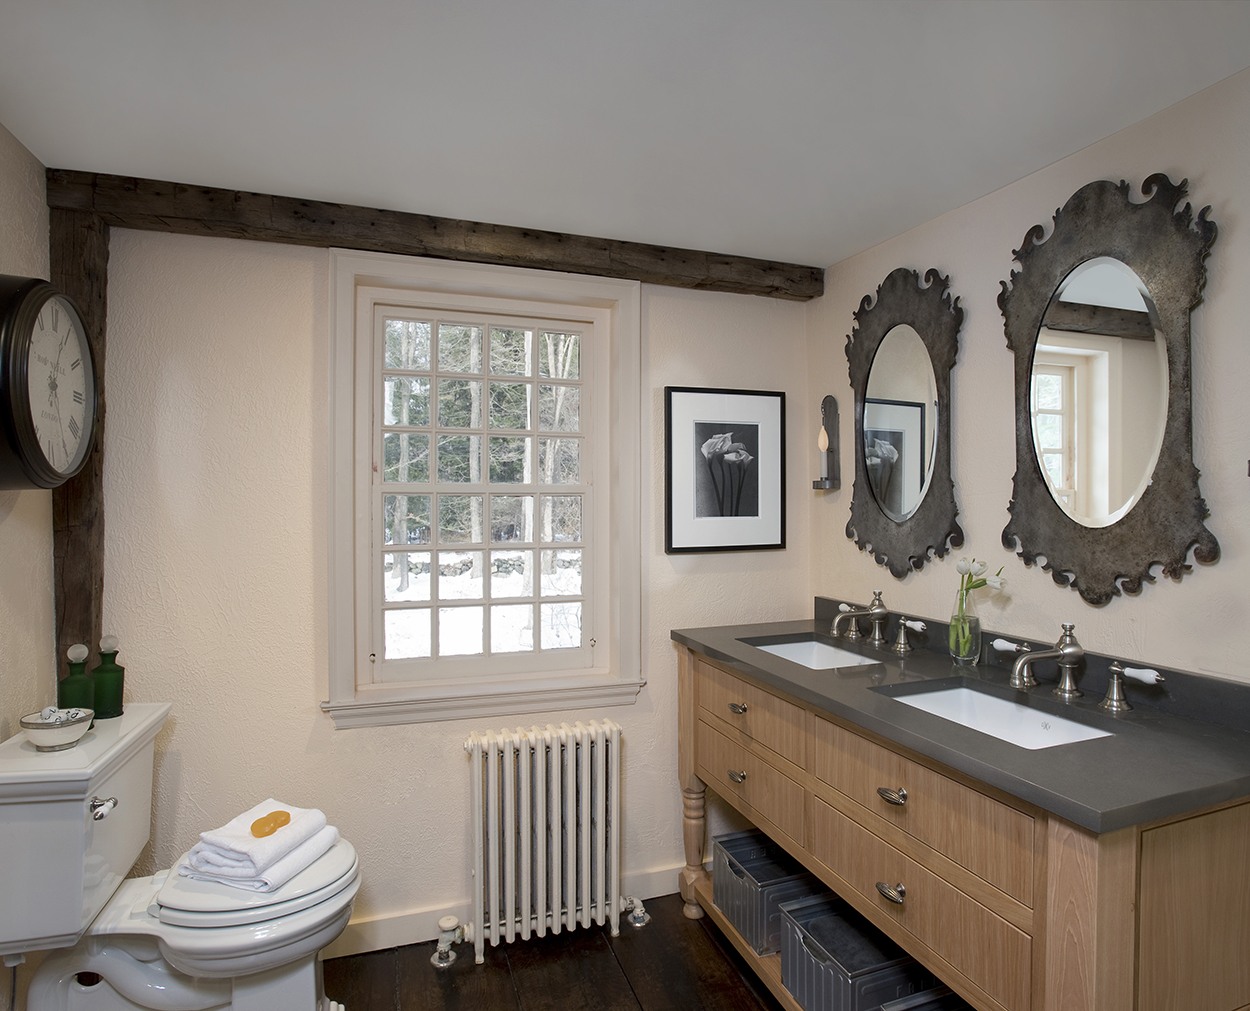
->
(0, 274, 98, 489)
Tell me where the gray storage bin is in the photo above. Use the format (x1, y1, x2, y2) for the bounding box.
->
(711, 830, 819, 954)
(780, 893, 935, 1010)
(880, 986, 972, 1010)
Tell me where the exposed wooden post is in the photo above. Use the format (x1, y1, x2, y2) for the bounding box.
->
(49, 208, 109, 667)
(46, 169, 824, 301)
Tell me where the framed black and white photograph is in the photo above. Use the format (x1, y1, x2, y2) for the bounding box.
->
(665, 386, 785, 553)
(864, 397, 926, 519)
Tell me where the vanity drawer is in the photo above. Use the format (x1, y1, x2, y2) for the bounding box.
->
(697, 718, 805, 844)
(811, 796, 1031, 1011)
(696, 657, 806, 767)
(810, 715, 1035, 906)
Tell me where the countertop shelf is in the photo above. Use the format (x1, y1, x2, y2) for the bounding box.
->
(690, 874, 801, 1011)
(672, 619, 1250, 833)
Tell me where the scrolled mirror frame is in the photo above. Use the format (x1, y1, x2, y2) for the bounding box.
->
(846, 267, 963, 577)
(999, 174, 1219, 605)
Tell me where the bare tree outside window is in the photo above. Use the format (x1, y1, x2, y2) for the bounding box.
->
(378, 314, 586, 662)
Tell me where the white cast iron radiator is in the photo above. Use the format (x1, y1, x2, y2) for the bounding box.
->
(464, 720, 623, 964)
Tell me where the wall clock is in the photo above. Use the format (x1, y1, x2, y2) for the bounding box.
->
(0, 274, 98, 489)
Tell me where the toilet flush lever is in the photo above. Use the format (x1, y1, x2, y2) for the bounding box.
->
(90, 796, 118, 821)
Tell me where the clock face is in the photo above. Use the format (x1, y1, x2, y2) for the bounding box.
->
(25, 293, 95, 477)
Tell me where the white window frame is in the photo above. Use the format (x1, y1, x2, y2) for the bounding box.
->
(1031, 359, 1078, 511)
(324, 251, 643, 728)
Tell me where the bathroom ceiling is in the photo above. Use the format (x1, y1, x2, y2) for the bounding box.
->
(2, 1, 1250, 268)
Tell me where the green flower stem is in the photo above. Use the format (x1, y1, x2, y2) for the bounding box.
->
(949, 587, 973, 656)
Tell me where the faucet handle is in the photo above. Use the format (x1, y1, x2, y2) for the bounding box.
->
(1100, 660, 1161, 713)
(992, 638, 1031, 655)
(891, 618, 926, 655)
(1121, 665, 1164, 685)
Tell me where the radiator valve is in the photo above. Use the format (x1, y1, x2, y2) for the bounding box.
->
(623, 896, 651, 928)
(431, 915, 468, 968)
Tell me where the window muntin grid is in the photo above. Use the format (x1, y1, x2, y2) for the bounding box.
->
(376, 311, 588, 669)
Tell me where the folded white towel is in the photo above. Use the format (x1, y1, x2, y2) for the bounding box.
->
(187, 799, 327, 877)
(178, 825, 340, 892)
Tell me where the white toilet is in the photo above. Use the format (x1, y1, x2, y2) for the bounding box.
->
(0, 703, 359, 1010)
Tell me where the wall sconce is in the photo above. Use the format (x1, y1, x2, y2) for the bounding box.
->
(813, 394, 840, 491)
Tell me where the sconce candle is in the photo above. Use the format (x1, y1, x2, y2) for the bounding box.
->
(812, 394, 840, 490)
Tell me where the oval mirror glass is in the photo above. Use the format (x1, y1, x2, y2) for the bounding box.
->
(1030, 257, 1167, 527)
(863, 323, 938, 522)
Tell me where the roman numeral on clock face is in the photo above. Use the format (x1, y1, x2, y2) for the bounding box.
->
(68, 417, 80, 440)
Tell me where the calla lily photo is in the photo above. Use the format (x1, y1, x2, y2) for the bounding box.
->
(665, 387, 785, 552)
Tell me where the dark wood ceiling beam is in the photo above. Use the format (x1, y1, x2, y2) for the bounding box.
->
(1042, 298, 1155, 341)
(46, 169, 824, 301)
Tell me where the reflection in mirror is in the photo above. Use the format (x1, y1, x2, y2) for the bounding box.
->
(1031, 258, 1168, 527)
(865, 324, 938, 521)
(1000, 174, 1219, 605)
(846, 267, 963, 578)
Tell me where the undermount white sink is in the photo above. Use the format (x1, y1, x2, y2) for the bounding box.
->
(741, 637, 876, 670)
(891, 686, 1112, 750)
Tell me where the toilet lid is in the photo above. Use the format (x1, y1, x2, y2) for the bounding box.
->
(153, 838, 359, 928)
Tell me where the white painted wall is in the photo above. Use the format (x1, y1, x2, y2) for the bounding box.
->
(92, 233, 812, 957)
(808, 68, 1250, 681)
(0, 122, 53, 1011)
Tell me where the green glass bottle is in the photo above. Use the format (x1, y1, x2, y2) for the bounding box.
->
(57, 643, 95, 713)
(91, 635, 125, 719)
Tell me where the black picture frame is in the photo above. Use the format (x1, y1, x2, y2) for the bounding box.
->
(664, 386, 785, 553)
(864, 397, 926, 519)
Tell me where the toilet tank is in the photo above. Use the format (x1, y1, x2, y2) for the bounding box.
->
(0, 702, 170, 958)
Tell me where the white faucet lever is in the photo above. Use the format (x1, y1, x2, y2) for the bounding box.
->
(1122, 665, 1164, 685)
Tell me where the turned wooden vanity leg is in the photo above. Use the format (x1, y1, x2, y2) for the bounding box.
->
(680, 783, 708, 918)
(676, 645, 709, 918)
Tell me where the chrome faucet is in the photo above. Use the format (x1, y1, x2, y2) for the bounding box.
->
(1010, 623, 1084, 697)
(831, 591, 889, 646)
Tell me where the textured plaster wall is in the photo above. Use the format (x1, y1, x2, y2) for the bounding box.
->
(10, 64, 1248, 986)
(0, 121, 52, 1011)
(100, 231, 811, 953)
(807, 67, 1250, 681)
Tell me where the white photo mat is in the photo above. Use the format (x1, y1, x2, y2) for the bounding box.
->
(665, 386, 785, 552)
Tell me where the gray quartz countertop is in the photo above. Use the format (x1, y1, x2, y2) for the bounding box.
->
(672, 619, 1250, 834)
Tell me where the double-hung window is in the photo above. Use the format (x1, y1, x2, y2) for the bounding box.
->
(325, 252, 642, 728)
(1030, 361, 1077, 511)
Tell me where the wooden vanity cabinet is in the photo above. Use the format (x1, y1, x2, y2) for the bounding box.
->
(676, 645, 1250, 1011)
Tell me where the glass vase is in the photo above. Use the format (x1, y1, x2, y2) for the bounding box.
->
(91, 645, 125, 720)
(949, 588, 981, 665)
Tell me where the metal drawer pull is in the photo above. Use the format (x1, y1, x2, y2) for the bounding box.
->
(875, 880, 906, 905)
(90, 796, 118, 821)
(727, 702, 748, 715)
(876, 786, 908, 806)
(728, 769, 748, 784)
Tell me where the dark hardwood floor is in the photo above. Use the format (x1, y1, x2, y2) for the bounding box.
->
(322, 893, 785, 1010)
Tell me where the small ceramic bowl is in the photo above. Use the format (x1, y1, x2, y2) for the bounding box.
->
(19, 709, 94, 752)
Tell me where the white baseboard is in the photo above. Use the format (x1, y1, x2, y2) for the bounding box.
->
(321, 861, 687, 959)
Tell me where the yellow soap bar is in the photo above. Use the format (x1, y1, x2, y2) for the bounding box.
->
(250, 810, 291, 838)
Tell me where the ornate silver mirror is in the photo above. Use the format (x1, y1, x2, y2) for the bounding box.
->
(1000, 174, 1219, 604)
(847, 267, 963, 577)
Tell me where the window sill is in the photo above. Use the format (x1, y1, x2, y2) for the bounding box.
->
(321, 676, 646, 729)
